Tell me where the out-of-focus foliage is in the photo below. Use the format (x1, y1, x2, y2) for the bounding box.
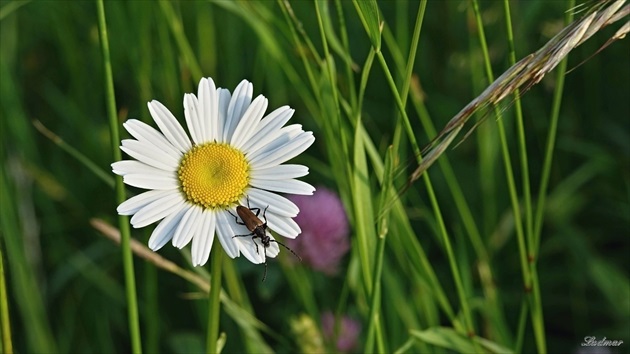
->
(1, 1, 628, 353)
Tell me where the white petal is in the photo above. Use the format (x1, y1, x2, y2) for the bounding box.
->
(245, 125, 302, 159)
(148, 203, 191, 250)
(240, 107, 294, 154)
(235, 237, 264, 264)
(231, 95, 268, 149)
(123, 119, 182, 161)
(191, 211, 216, 266)
(123, 174, 179, 190)
(224, 80, 253, 142)
(110, 160, 156, 176)
(250, 178, 315, 195)
(130, 191, 185, 228)
(172, 206, 203, 249)
(249, 132, 315, 169)
(215, 211, 240, 258)
(117, 190, 171, 215)
(245, 188, 299, 217)
(250, 164, 308, 180)
(217, 88, 231, 143)
(266, 213, 301, 239)
(121, 140, 179, 171)
(147, 100, 192, 153)
(184, 93, 203, 144)
(112, 160, 170, 176)
(198, 77, 219, 141)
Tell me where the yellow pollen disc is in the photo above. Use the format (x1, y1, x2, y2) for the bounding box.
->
(178, 143, 249, 209)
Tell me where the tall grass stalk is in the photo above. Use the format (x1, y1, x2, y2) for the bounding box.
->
(531, 3, 576, 353)
(394, 2, 511, 343)
(0, 247, 13, 354)
(32, 120, 115, 188)
(4, 1, 628, 353)
(502, 0, 533, 257)
(375, 49, 478, 344)
(534, 1, 576, 252)
(470, 0, 545, 352)
(96, 1, 142, 352)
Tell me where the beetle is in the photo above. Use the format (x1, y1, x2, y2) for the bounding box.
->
(228, 197, 301, 281)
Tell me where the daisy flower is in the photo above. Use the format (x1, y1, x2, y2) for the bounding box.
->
(111, 77, 315, 266)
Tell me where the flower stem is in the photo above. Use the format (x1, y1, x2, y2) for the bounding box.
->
(206, 243, 224, 354)
(96, 1, 142, 352)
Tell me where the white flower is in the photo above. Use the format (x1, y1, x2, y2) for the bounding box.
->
(112, 77, 315, 266)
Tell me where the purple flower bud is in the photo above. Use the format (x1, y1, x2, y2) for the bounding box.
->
(286, 187, 350, 275)
(321, 311, 361, 353)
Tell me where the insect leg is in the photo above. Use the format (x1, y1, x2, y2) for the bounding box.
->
(232, 233, 261, 255)
(227, 209, 246, 225)
(245, 195, 262, 217)
(261, 247, 268, 282)
(261, 205, 269, 224)
(232, 232, 254, 238)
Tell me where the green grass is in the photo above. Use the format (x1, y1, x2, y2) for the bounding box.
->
(1, 1, 629, 353)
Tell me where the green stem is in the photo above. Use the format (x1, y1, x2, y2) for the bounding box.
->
(376, 50, 477, 343)
(96, 1, 142, 352)
(514, 299, 528, 353)
(532, 2, 575, 352)
(534, 0, 575, 251)
(366, 147, 394, 353)
(528, 262, 545, 353)
(314, 0, 347, 161)
(365, 234, 387, 354)
(500, 3, 537, 349)
(503, 0, 533, 255)
(390, 0, 427, 162)
(335, 0, 358, 112)
(375, 51, 420, 159)
(0, 246, 13, 354)
(471, 0, 546, 351)
(206, 243, 224, 354)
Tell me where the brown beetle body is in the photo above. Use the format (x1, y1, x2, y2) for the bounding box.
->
(229, 197, 301, 281)
(236, 205, 268, 241)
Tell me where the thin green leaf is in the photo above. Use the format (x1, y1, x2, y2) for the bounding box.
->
(352, 113, 376, 293)
(353, 0, 381, 51)
(316, 0, 359, 71)
(410, 327, 476, 353)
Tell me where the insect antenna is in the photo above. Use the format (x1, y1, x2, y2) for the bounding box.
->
(272, 240, 302, 262)
(256, 240, 301, 282)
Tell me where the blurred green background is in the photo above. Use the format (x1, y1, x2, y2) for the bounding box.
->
(1, 1, 628, 353)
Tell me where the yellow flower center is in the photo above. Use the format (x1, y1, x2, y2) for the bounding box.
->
(178, 142, 249, 209)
